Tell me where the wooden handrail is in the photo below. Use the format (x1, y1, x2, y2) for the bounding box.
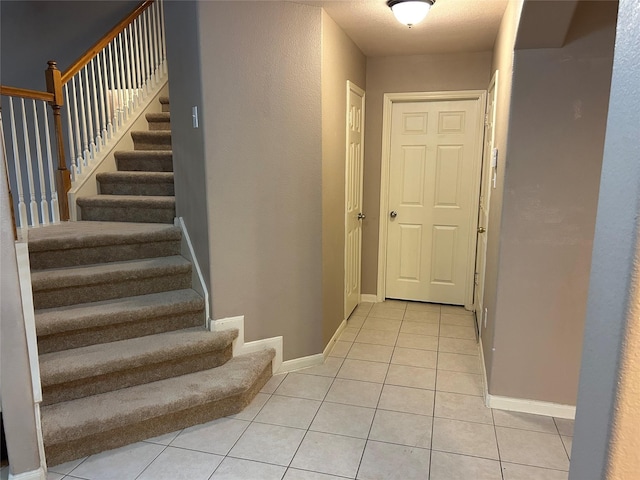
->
(61, 0, 153, 84)
(0, 85, 54, 102)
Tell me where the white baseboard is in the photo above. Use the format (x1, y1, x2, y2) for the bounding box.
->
(479, 340, 575, 419)
(280, 354, 325, 373)
(8, 468, 46, 480)
(210, 316, 283, 374)
(360, 294, 378, 303)
(323, 319, 347, 358)
(175, 217, 210, 323)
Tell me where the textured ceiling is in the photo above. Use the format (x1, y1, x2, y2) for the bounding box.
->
(299, 0, 508, 57)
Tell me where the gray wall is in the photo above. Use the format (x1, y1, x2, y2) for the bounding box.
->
(570, 0, 640, 477)
(197, 1, 324, 360)
(164, 1, 211, 294)
(321, 10, 366, 345)
(361, 52, 493, 295)
(0, 1, 138, 90)
(486, 1, 617, 405)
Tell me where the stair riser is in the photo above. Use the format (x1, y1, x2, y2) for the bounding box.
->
(99, 182, 175, 196)
(38, 310, 204, 354)
(43, 363, 271, 466)
(132, 132, 172, 151)
(148, 121, 171, 131)
(116, 158, 173, 172)
(30, 240, 180, 270)
(161, 104, 170, 113)
(42, 345, 233, 406)
(33, 271, 191, 309)
(79, 205, 175, 224)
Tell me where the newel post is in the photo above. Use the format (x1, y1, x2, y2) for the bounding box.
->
(45, 60, 71, 221)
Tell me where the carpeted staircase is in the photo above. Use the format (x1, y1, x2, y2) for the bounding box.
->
(29, 96, 274, 466)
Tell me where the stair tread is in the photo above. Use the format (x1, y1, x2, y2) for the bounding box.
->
(159, 96, 170, 105)
(146, 112, 170, 121)
(36, 289, 204, 336)
(114, 150, 173, 159)
(42, 349, 274, 444)
(76, 195, 175, 207)
(28, 221, 180, 252)
(97, 172, 174, 184)
(31, 256, 190, 291)
(40, 328, 238, 386)
(131, 131, 172, 139)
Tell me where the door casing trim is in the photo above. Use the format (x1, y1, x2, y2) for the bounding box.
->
(376, 90, 487, 307)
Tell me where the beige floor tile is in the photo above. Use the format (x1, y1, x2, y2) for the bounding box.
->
(310, 402, 375, 438)
(290, 431, 366, 478)
(400, 321, 439, 336)
(260, 373, 287, 393)
(229, 392, 270, 420)
(493, 410, 558, 434)
(380, 299, 408, 309)
(436, 370, 483, 396)
(354, 302, 374, 315)
(368, 306, 405, 320)
(396, 333, 438, 351)
(339, 327, 360, 342)
(356, 440, 430, 480)
(355, 328, 398, 346)
(328, 340, 352, 358)
(325, 378, 383, 408)
(210, 457, 286, 480)
(254, 395, 321, 429)
(502, 462, 569, 480)
(439, 324, 477, 340)
(362, 318, 402, 333)
(438, 337, 479, 355)
(48, 457, 88, 475)
(437, 352, 482, 374)
(228, 422, 306, 466)
(406, 301, 441, 312)
(369, 410, 432, 448)
(284, 469, 348, 480)
(432, 417, 499, 459)
(347, 343, 394, 363)
(137, 446, 222, 480)
(274, 373, 334, 400)
(441, 313, 477, 327)
(391, 347, 437, 369)
(297, 356, 344, 377)
(554, 418, 575, 437)
(430, 451, 502, 480)
(403, 310, 440, 323)
(69, 442, 165, 480)
(441, 305, 474, 316)
(171, 418, 250, 455)
(495, 427, 570, 471)
(337, 358, 389, 383)
(561, 435, 573, 459)
(347, 315, 366, 328)
(46, 473, 64, 480)
(385, 364, 436, 390)
(378, 384, 435, 416)
(434, 391, 493, 424)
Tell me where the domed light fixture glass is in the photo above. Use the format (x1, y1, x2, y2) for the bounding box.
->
(387, 0, 435, 28)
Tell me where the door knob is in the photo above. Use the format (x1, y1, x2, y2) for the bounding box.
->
(477, 227, 486, 233)
(390, 211, 398, 218)
(357, 213, 366, 220)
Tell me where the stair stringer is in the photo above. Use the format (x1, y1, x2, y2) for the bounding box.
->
(68, 80, 169, 221)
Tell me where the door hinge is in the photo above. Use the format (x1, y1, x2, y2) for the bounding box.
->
(474, 272, 479, 285)
(484, 113, 489, 126)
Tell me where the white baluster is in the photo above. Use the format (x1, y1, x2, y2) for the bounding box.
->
(42, 101, 59, 223)
(90, 58, 102, 150)
(123, 27, 134, 115)
(20, 98, 39, 227)
(97, 50, 109, 143)
(76, 71, 90, 166)
(71, 77, 84, 175)
(117, 33, 128, 123)
(160, 0, 167, 74)
(108, 42, 117, 133)
(113, 37, 123, 129)
(8, 97, 28, 228)
(152, 2, 160, 84)
(133, 17, 144, 101)
(64, 84, 78, 179)
(84, 65, 96, 159)
(127, 25, 138, 110)
(142, 9, 151, 95)
(145, 9, 155, 89)
(31, 100, 49, 225)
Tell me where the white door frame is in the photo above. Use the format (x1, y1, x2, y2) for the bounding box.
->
(376, 90, 487, 308)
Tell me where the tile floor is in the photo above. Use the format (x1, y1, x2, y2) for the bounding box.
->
(2, 301, 574, 480)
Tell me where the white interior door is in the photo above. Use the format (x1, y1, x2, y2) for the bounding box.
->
(345, 82, 365, 318)
(474, 73, 498, 335)
(385, 98, 481, 304)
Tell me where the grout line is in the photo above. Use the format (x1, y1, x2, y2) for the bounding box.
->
(491, 408, 506, 480)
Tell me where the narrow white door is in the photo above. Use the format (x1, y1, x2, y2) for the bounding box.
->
(345, 82, 365, 318)
(386, 99, 481, 304)
(474, 73, 498, 335)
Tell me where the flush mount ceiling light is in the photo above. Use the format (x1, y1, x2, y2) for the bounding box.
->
(387, 0, 435, 28)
